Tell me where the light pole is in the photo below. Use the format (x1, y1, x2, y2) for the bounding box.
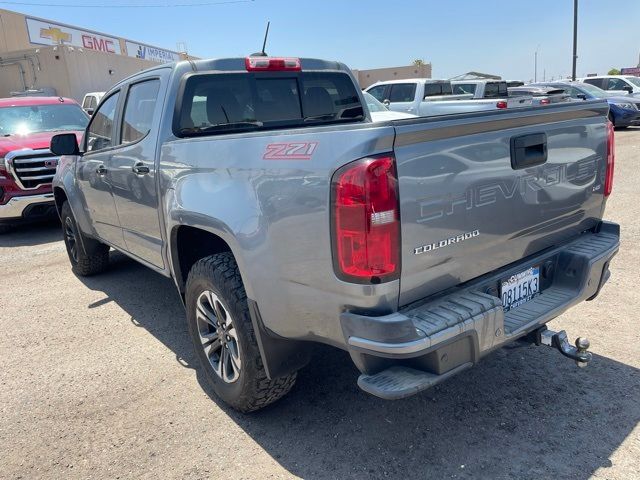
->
(572, 0, 578, 80)
(534, 45, 540, 82)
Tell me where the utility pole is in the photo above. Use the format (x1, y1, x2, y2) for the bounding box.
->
(572, 0, 578, 80)
(535, 50, 538, 82)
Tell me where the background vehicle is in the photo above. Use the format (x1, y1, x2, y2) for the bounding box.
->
(52, 56, 618, 413)
(452, 80, 532, 108)
(508, 85, 570, 106)
(81, 92, 105, 116)
(363, 91, 417, 121)
(0, 96, 88, 233)
(535, 81, 640, 128)
(365, 78, 512, 116)
(579, 75, 640, 96)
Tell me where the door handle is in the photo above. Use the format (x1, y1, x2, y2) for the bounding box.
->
(96, 165, 107, 176)
(132, 163, 150, 175)
(510, 133, 547, 170)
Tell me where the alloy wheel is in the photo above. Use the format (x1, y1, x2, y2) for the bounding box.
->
(195, 290, 242, 383)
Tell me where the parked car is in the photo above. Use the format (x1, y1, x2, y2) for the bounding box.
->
(81, 92, 105, 116)
(366, 79, 511, 116)
(452, 80, 532, 108)
(0, 96, 88, 233)
(579, 75, 640, 96)
(535, 81, 640, 128)
(508, 85, 570, 106)
(363, 91, 417, 121)
(51, 56, 618, 412)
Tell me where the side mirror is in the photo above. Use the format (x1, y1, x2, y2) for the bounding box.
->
(86, 108, 94, 116)
(51, 133, 80, 156)
(623, 86, 633, 94)
(577, 94, 587, 100)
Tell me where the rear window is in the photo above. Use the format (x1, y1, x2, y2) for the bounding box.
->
(483, 82, 508, 98)
(176, 72, 364, 136)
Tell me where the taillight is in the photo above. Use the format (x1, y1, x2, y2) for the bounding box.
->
(605, 120, 615, 197)
(539, 98, 551, 105)
(332, 154, 400, 283)
(496, 100, 508, 109)
(245, 57, 301, 71)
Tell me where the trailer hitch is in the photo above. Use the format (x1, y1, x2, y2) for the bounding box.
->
(535, 328, 592, 367)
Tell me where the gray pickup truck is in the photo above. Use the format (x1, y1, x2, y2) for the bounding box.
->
(51, 56, 619, 413)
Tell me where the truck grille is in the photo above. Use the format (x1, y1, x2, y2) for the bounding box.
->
(8, 150, 58, 190)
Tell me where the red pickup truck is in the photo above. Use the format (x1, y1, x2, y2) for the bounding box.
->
(0, 96, 88, 233)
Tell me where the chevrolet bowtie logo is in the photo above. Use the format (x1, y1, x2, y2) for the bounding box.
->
(40, 27, 71, 44)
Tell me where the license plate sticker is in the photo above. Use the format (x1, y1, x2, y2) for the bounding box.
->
(500, 266, 540, 312)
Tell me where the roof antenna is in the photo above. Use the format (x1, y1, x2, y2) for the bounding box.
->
(251, 21, 270, 57)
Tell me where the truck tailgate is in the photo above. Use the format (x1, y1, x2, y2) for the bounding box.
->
(393, 101, 610, 306)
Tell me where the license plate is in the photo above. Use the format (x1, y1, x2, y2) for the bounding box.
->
(500, 266, 540, 311)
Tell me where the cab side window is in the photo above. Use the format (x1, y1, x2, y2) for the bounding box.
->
(607, 78, 628, 90)
(86, 91, 120, 152)
(121, 79, 161, 144)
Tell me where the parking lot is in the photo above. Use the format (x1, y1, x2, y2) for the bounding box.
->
(0, 130, 638, 479)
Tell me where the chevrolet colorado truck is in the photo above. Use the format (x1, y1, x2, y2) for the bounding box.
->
(51, 56, 619, 412)
(0, 96, 88, 233)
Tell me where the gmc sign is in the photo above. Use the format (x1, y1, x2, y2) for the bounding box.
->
(81, 35, 116, 54)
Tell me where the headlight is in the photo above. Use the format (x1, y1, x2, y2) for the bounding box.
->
(613, 102, 636, 110)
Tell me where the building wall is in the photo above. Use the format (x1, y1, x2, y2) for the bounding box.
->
(0, 46, 159, 101)
(0, 8, 31, 53)
(353, 64, 432, 89)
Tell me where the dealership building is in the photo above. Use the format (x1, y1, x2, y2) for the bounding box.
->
(0, 8, 193, 101)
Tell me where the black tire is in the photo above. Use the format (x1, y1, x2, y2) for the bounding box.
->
(0, 224, 12, 234)
(60, 201, 109, 276)
(608, 113, 617, 128)
(185, 252, 297, 413)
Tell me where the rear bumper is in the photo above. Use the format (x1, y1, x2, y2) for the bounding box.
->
(0, 193, 56, 222)
(341, 222, 620, 397)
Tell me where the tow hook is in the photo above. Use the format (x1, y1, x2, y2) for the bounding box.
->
(535, 328, 592, 367)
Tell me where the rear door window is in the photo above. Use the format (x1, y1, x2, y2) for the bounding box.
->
(424, 82, 452, 97)
(176, 72, 364, 136)
(583, 78, 604, 89)
(388, 83, 416, 102)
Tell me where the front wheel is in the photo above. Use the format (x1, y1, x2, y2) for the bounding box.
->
(61, 201, 109, 276)
(185, 253, 297, 412)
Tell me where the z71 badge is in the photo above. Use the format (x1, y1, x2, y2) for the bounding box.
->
(263, 142, 318, 160)
(414, 230, 480, 255)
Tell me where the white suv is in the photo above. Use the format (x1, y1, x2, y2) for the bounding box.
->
(579, 75, 640, 96)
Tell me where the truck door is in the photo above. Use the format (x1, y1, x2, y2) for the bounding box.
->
(109, 75, 166, 269)
(77, 90, 125, 248)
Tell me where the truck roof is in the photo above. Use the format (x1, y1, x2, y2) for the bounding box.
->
(0, 96, 78, 107)
(110, 56, 352, 91)
(369, 78, 450, 86)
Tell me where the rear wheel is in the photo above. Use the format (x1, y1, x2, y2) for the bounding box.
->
(185, 252, 297, 412)
(0, 224, 11, 234)
(61, 201, 109, 276)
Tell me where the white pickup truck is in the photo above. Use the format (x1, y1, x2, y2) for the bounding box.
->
(452, 79, 532, 108)
(365, 78, 526, 117)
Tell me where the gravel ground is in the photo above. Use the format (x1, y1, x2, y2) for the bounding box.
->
(1, 129, 639, 480)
